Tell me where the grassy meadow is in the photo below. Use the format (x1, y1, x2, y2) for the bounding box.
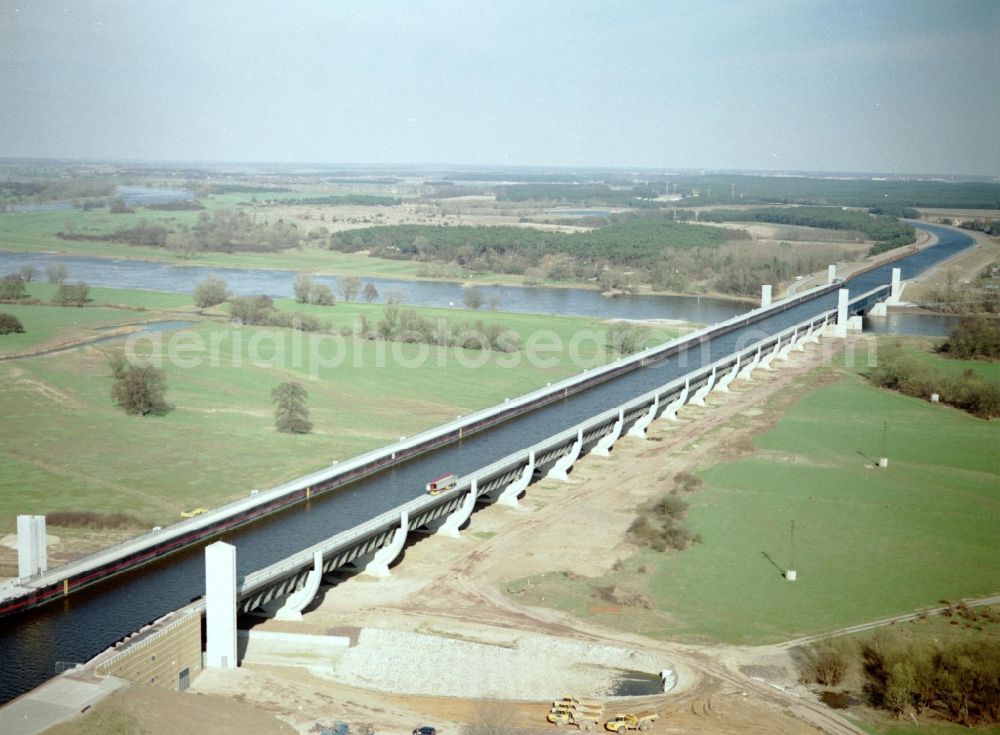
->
(0, 207, 430, 278)
(505, 350, 999, 645)
(0, 287, 649, 533)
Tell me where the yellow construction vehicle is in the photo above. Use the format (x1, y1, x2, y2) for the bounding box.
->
(604, 712, 658, 733)
(547, 698, 604, 730)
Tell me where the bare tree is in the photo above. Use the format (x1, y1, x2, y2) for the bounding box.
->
(462, 285, 485, 310)
(271, 381, 313, 434)
(608, 321, 649, 355)
(293, 273, 314, 304)
(46, 263, 68, 285)
(310, 283, 335, 305)
(362, 282, 379, 303)
(109, 354, 168, 416)
(19, 266, 38, 283)
(54, 281, 90, 306)
(338, 275, 361, 302)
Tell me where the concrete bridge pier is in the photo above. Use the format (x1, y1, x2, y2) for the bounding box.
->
(714, 357, 740, 392)
(776, 328, 798, 362)
(495, 451, 534, 507)
(16, 514, 47, 579)
(627, 395, 659, 439)
(661, 380, 689, 421)
(274, 550, 324, 621)
(436, 480, 478, 537)
(205, 541, 238, 669)
(807, 316, 826, 344)
(592, 410, 624, 456)
(739, 347, 762, 381)
(759, 339, 782, 371)
(546, 430, 583, 482)
(690, 368, 717, 406)
(793, 324, 812, 351)
(363, 511, 409, 578)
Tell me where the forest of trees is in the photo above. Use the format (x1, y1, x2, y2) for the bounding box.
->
(495, 183, 663, 207)
(58, 210, 301, 254)
(0, 179, 116, 205)
(672, 174, 1000, 210)
(267, 194, 402, 206)
(329, 217, 739, 273)
(692, 206, 917, 253)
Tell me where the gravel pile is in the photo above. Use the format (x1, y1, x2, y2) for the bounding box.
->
(321, 628, 665, 700)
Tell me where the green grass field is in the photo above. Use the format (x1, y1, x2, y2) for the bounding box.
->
(0, 208, 428, 278)
(0, 284, 200, 354)
(0, 290, 652, 531)
(505, 358, 999, 645)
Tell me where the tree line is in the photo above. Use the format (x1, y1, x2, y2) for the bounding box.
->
(867, 324, 1000, 419)
(328, 216, 740, 276)
(58, 209, 301, 255)
(670, 174, 1000, 210)
(691, 206, 916, 254)
(802, 614, 1000, 727)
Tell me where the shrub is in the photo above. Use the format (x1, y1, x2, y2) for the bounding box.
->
(54, 281, 90, 306)
(193, 277, 230, 308)
(309, 283, 335, 305)
(628, 492, 702, 552)
(860, 631, 1000, 725)
(0, 273, 26, 300)
(674, 470, 704, 493)
(803, 640, 851, 686)
(111, 362, 168, 416)
(0, 312, 24, 334)
(939, 317, 1000, 360)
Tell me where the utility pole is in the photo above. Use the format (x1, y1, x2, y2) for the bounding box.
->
(879, 421, 888, 468)
(787, 520, 797, 581)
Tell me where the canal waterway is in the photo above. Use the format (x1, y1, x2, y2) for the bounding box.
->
(0, 224, 976, 704)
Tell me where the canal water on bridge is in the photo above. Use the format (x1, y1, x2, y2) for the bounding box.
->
(0, 224, 974, 704)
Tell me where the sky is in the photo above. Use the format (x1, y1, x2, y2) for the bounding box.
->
(1, 0, 998, 175)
